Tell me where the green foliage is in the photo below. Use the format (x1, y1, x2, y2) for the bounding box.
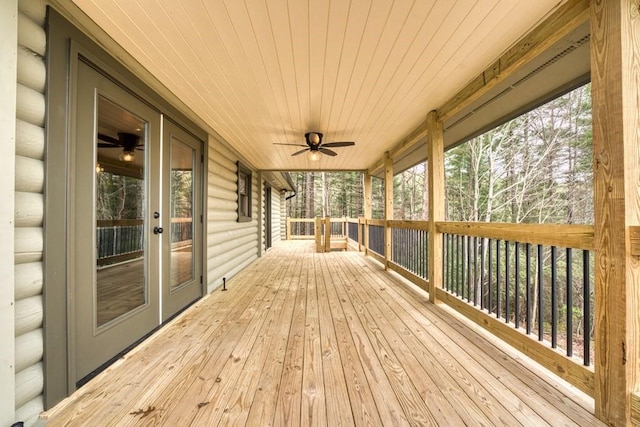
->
(287, 171, 364, 218)
(444, 84, 593, 224)
(96, 172, 144, 220)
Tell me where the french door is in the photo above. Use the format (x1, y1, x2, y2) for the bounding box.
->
(73, 60, 202, 384)
(161, 120, 203, 321)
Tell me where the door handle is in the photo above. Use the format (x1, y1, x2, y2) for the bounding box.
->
(153, 226, 163, 235)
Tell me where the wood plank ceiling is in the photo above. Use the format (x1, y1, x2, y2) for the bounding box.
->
(71, 0, 567, 171)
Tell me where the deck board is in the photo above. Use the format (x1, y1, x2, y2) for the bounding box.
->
(43, 241, 605, 426)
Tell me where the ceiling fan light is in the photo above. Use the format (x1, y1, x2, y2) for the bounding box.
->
(309, 150, 320, 162)
(120, 149, 135, 162)
(309, 132, 320, 145)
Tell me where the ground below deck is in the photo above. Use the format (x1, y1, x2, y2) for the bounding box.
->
(42, 240, 603, 426)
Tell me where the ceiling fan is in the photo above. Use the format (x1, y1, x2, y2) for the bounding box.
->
(274, 132, 355, 161)
(97, 132, 143, 162)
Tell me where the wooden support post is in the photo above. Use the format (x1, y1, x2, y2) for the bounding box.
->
(286, 217, 291, 240)
(315, 217, 323, 253)
(358, 217, 364, 252)
(364, 171, 372, 255)
(427, 110, 445, 302)
(324, 216, 331, 252)
(384, 152, 393, 269)
(591, 0, 640, 424)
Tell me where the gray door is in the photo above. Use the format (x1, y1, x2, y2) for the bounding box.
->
(74, 60, 162, 383)
(265, 185, 272, 250)
(161, 120, 203, 321)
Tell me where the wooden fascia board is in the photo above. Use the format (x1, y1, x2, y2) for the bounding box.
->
(437, 0, 589, 123)
(368, 118, 429, 176)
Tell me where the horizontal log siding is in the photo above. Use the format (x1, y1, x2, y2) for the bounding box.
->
(207, 137, 259, 292)
(14, 1, 46, 424)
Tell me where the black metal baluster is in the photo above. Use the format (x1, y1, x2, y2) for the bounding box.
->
(537, 244, 544, 341)
(515, 242, 520, 329)
(480, 237, 485, 310)
(566, 248, 573, 357)
(461, 235, 466, 299)
(467, 236, 472, 302)
(445, 234, 450, 292)
(426, 230, 430, 278)
(583, 250, 590, 366)
(505, 241, 510, 323)
(473, 236, 478, 306)
(526, 243, 531, 335)
(488, 238, 493, 313)
(496, 240, 501, 319)
(441, 233, 445, 287)
(551, 246, 557, 349)
(454, 235, 459, 295)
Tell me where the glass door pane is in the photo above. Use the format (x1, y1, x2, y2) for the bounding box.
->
(95, 96, 147, 327)
(170, 138, 195, 290)
(162, 120, 202, 321)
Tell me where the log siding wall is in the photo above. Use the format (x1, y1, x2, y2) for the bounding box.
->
(14, 0, 46, 424)
(207, 137, 259, 292)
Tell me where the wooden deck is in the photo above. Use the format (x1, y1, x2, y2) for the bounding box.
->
(43, 240, 603, 426)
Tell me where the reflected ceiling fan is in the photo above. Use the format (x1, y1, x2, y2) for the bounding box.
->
(274, 132, 355, 161)
(97, 132, 143, 162)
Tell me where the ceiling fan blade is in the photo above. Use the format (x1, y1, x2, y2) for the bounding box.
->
(97, 133, 120, 145)
(274, 143, 307, 147)
(319, 148, 338, 156)
(291, 148, 310, 156)
(321, 141, 355, 148)
(98, 143, 120, 148)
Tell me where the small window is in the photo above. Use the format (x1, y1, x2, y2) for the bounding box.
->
(237, 161, 252, 222)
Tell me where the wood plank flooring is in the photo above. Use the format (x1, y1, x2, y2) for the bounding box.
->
(43, 241, 604, 426)
(97, 249, 194, 325)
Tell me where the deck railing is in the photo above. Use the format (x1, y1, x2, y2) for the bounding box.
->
(332, 217, 596, 396)
(96, 219, 144, 266)
(390, 221, 429, 284)
(367, 220, 385, 257)
(436, 222, 595, 396)
(286, 218, 316, 240)
(97, 218, 193, 266)
(441, 227, 593, 364)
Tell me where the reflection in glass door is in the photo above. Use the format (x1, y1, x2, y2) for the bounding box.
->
(95, 97, 147, 327)
(170, 139, 195, 290)
(162, 120, 203, 321)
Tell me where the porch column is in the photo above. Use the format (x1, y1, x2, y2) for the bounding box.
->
(427, 111, 444, 303)
(364, 170, 372, 255)
(591, 0, 640, 425)
(384, 152, 393, 269)
(0, 0, 17, 423)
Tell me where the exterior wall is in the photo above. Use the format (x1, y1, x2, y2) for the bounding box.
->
(0, 1, 17, 424)
(207, 136, 259, 292)
(14, 0, 46, 424)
